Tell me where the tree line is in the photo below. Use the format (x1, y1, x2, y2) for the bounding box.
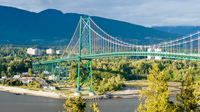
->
(64, 64, 200, 112)
(0, 44, 62, 77)
(137, 64, 200, 112)
(68, 57, 200, 92)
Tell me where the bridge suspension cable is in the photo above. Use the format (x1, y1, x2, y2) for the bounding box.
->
(61, 16, 200, 58)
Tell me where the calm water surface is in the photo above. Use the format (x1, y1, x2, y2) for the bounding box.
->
(0, 91, 175, 112)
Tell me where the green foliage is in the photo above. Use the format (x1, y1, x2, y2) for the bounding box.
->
(63, 96, 86, 112)
(20, 73, 24, 77)
(0, 44, 61, 78)
(90, 103, 102, 112)
(27, 68, 33, 77)
(94, 74, 125, 93)
(137, 65, 200, 112)
(27, 80, 41, 90)
(40, 72, 45, 79)
(70, 58, 200, 86)
(69, 57, 200, 93)
(1, 79, 22, 86)
(1, 79, 9, 85)
(175, 75, 200, 112)
(137, 64, 174, 112)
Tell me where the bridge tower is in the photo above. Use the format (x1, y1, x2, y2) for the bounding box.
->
(77, 16, 93, 93)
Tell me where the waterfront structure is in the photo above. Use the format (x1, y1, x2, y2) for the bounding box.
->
(56, 50, 63, 54)
(46, 48, 54, 54)
(27, 48, 42, 55)
(33, 16, 200, 93)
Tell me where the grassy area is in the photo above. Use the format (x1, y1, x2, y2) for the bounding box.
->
(56, 89, 74, 95)
(51, 80, 181, 96)
(124, 80, 181, 90)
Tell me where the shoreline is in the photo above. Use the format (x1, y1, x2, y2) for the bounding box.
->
(0, 85, 118, 100)
(0, 85, 178, 101)
(0, 85, 64, 99)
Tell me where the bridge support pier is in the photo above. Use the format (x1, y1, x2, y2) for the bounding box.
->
(77, 58, 93, 92)
(77, 16, 93, 93)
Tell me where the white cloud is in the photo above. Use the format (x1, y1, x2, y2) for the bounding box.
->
(0, 0, 200, 27)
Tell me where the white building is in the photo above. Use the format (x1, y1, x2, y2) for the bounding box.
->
(48, 75, 57, 80)
(56, 50, 63, 54)
(13, 75, 20, 79)
(27, 48, 42, 55)
(21, 79, 31, 84)
(22, 72, 28, 75)
(50, 86, 56, 90)
(43, 71, 49, 75)
(46, 48, 54, 54)
(2, 76, 7, 79)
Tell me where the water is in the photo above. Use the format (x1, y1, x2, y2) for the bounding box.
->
(86, 98, 141, 112)
(0, 91, 175, 112)
(0, 91, 65, 112)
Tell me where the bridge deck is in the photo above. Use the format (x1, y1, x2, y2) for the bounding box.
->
(33, 51, 200, 65)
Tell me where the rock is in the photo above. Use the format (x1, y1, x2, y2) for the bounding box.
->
(14, 93, 21, 95)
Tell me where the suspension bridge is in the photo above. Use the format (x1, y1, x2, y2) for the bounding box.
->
(33, 16, 200, 93)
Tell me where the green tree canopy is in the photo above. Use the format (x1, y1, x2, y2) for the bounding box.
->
(63, 96, 86, 112)
(27, 68, 32, 77)
(175, 75, 200, 112)
(137, 64, 173, 112)
(40, 72, 45, 79)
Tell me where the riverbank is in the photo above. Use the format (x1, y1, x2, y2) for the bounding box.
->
(0, 85, 114, 100)
(0, 85, 64, 99)
(0, 85, 141, 100)
(0, 80, 180, 100)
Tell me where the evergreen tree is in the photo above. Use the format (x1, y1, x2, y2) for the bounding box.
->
(27, 68, 32, 77)
(1, 71, 6, 77)
(175, 75, 200, 112)
(20, 73, 24, 77)
(40, 72, 45, 79)
(7, 67, 13, 77)
(63, 96, 86, 112)
(90, 103, 102, 112)
(137, 64, 174, 112)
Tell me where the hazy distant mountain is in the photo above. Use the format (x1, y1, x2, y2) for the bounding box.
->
(152, 26, 200, 36)
(0, 5, 181, 45)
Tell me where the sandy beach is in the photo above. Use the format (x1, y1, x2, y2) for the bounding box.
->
(0, 85, 68, 99)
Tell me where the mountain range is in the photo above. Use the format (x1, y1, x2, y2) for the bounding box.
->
(152, 26, 200, 36)
(0, 5, 183, 46)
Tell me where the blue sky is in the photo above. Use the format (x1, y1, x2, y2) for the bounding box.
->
(0, 0, 200, 27)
